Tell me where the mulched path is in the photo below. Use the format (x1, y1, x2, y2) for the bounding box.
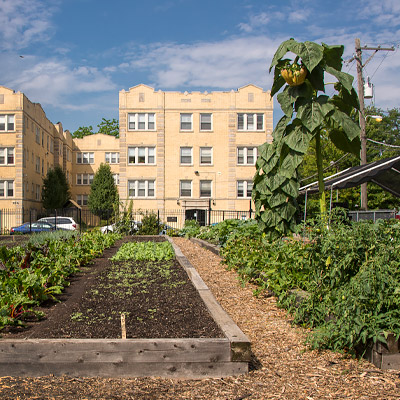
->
(0, 237, 399, 399)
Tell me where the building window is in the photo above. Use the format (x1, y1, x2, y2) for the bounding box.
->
(76, 173, 94, 185)
(180, 113, 192, 131)
(0, 115, 15, 132)
(77, 152, 94, 164)
(237, 180, 253, 198)
(50, 138, 54, 153)
(128, 113, 155, 131)
(0, 148, 14, 165)
(237, 113, 264, 131)
(113, 174, 120, 185)
(200, 113, 212, 131)
(0, 180, 14, 198)
(237, 147, 257, 165)
(35, 184, 40, 201)
(200, 180, 212, 198)
(200, 147, 213, 165)
(105, 152, 119, 164)
(77, 194, 88, 206)
(128, 180, 155, 198)
(35, 156, 40, 173)
(180, 147, 192, 165)
(35, 127, 40, 144)
(128, 147, 155, 164)
(180, 180, 192, 197)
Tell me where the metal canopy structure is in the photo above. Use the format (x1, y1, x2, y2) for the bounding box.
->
(299, 155, 400, 198)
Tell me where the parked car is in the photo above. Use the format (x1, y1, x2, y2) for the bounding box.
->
(100, 220, 141, 234)
(396, 211, 400, 221)
(10, 221, 57, 235)
(38, 216, 79, 231)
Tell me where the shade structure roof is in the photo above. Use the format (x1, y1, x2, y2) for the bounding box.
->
(299, 155, 400, 198)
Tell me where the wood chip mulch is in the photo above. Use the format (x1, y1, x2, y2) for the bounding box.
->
(1, 237, 399, 399)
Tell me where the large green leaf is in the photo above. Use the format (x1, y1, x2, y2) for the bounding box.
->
(325, 66, 354, 93)
(284, 125, 312, 154)
(269, 39, 296, 72)
(288, 41, 324, 73)
(269, 192, 289, 208)
(277, 88, 295, 118)
(322, 43, 344, 70)
(281, 178, 300, 197)
(329, 128, 361, 156)
(307, 65, 325, 92)
(329, 109, 361, 142)
(268, 174, 287, 191)
(280, 152, 304, 179)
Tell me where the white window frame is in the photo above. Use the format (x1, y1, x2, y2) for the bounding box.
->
(77, 194, 88, 206)
(127, 147, 155, 165)
(76, 152, 94, 164)
(237, 113, 264, 131)
(35, 156, 40, 173)
(127, 113, 156, 131)
(105, 152, 120, 164)
(180, 147, 192, 165)
(113, 174, 120, 185)
(180, 113, 193, 131)
(200, 113, 212, 131)
(237, 180, 253, 198)
(128, 180, 155, 198)
(76, 173, 94, 185)
(237, 146, 258, 165)
(0, 115, 15, 132)
(200, 180, 212, 198)
(0, 180, 14, 198)
(179, 180, 192, 197)
(0, 147, 14, 165)
(200, 147, 213, 165)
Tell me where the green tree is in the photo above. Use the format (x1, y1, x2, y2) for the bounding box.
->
(97, 118, 119, 138)
(41, 165, 70, 210)
(88, 163, 119, 219)
(253, 38, 360, 239)
(71, 125, 95, 138)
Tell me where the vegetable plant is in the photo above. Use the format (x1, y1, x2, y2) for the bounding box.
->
(253, 38, 361, 239)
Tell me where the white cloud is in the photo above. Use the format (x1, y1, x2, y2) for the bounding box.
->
(127, 36, 283, 90)
(0, 0, 58, 50)
(6, 57, 116, 108)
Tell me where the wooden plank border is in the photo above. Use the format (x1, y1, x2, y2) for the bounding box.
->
(0, 237, 251, 379)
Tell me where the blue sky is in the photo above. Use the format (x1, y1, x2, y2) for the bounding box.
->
(0, 0, 399, 132)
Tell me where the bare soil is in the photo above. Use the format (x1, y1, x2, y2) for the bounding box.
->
(1, 236, 222, 339)
(0, 237, 399, 399)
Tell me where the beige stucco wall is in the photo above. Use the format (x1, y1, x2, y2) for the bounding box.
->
(119, 84, 273, 212)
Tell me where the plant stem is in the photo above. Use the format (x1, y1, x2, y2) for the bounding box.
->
(315, 131, 327, 220)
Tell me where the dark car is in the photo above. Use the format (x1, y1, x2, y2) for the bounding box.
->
(10, 221, 57, 235)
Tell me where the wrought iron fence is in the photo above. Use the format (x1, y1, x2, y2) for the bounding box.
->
(0, 207, 255, 235)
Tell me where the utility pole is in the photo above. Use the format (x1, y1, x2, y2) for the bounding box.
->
(355, 38, 395, 210)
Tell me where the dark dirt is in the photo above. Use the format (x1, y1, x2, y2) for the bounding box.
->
(0, 236, 223, 339)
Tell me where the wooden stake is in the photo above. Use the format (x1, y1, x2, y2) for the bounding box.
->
(121, 313, 126, 339)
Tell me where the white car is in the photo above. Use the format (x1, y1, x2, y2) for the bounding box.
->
(38, 216, 79, 231)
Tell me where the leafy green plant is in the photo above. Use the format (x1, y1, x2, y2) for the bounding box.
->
(253, 38, 361, 239)
(0, 231, 121, 330)
(137, 212, 161, 235)
(111, 241, 175, 262)
(178, 220, 201, 238)
(221, 216, 400, 355)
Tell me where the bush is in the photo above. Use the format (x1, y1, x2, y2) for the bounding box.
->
(221, 217, 400, 355)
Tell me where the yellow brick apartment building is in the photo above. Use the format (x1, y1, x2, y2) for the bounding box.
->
(0, 84, 272, 228)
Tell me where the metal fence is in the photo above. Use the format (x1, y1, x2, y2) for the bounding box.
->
(348, 209, 397, 222)
(0, 207, 255, 235)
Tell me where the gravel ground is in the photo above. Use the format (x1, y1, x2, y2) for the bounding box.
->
(0, 237, 399, 399)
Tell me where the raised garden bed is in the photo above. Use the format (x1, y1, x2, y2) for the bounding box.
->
(0, 236, 250, 378)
